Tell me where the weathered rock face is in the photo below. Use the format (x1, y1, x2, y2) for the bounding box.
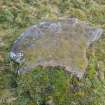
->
(10, 18, 103, 78)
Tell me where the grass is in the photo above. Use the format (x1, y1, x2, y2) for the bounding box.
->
(0, 0, 105, 105)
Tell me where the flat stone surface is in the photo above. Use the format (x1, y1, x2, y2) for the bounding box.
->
(10, 18, 103, 78)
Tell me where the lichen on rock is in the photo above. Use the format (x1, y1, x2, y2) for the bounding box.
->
(10, 18, 103, 78)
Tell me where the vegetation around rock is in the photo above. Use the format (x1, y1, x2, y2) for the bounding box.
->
(0, 0, 105, 105)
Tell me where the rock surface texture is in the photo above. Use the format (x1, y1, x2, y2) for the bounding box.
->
(10, 18, 103, 78)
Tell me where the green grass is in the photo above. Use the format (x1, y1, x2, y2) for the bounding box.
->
(0, 0, 105, 105)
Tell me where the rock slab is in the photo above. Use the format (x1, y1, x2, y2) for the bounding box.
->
(10, 18, 103, 78)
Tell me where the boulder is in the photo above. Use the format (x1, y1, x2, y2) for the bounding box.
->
(10, 18, 103, 78)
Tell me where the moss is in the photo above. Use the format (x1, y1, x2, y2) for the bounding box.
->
(16, 67, 83, 105)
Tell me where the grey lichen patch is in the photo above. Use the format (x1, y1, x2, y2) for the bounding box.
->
(10, 18, 103, 78)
